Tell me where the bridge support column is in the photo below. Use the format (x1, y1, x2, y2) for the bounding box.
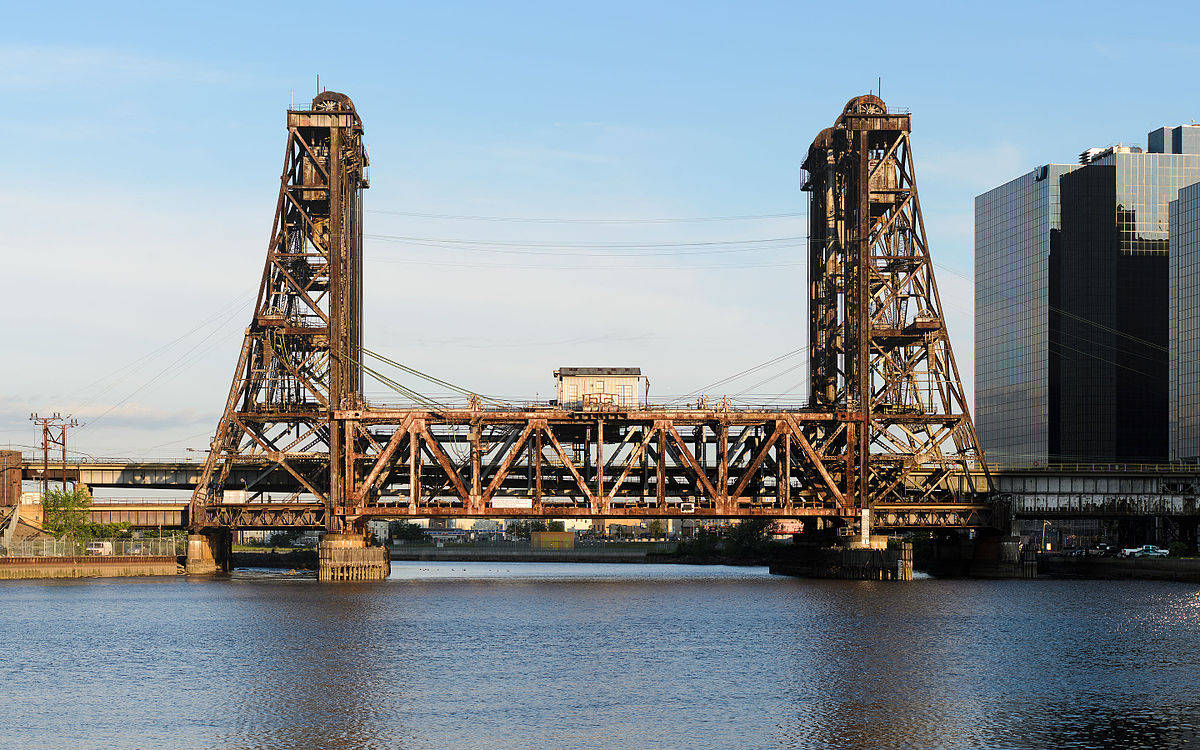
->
(185, 529, 231, 575)
(318, 532, 390, 581)
(1182, 518, 1199, 555)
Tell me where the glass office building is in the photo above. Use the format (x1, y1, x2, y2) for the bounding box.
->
(976, 125, 1200, 465)
(1170, 181, 1200, 461)
(975, 164, 1077, 465)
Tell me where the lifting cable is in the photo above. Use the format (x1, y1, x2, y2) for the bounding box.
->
(667, 347, 808, 404)
(360, 346, 510, 407)
(334, 349, 444, 408)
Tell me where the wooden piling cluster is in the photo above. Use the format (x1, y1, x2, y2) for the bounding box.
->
(317, 533, 389, 581)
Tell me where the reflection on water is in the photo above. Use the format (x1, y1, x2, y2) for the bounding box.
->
(2, 564, 1198, 749)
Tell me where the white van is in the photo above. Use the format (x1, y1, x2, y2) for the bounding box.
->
(85, 540, 113, 555)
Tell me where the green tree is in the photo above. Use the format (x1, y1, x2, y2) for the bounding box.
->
(507, 519, 548, 539)
(389, 521, 429, 542)
(268, 529, 304, 547)
(41, 487, 93, 540)
(723, 518, 774, 559)
(646, 520, 666, 538)
(547, 520, 566, 532)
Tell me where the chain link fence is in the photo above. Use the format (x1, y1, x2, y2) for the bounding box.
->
(3, 536, 186, 558)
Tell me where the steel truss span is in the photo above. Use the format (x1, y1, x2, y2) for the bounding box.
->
(190, 93, 992, 533)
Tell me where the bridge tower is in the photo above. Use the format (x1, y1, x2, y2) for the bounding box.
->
(187, 92, 385, 578)
(803, 95, 988, 529)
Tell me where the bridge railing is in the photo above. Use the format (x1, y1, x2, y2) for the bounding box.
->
(990, 462, 1200, 474)
(365, 398, 817, 413)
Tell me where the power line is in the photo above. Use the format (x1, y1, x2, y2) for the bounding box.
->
(364, 232, 805, 249)
(363, 233, 803, 258)
(62, 289, 256, 418)
(78, 307, 248, 433)
(364, 257, 806, 271)
(367, 209, 805, 224)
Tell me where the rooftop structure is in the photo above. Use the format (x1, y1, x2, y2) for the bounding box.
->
(554, 367, 642, 409)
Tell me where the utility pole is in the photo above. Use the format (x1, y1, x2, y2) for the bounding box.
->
(29, 413, 78, 498)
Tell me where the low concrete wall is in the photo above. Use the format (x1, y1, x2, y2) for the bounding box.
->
(0, 556, 180, 580)
(1038, 555, 1200, 582)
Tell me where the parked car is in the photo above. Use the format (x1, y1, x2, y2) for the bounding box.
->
(85, 540, 113, 556)
(1121, 545, 1169, 558)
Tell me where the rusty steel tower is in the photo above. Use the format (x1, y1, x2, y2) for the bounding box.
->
(803, 94, 987, 526)
(187, 92, 990, 578)
(187, 92, 375, 577)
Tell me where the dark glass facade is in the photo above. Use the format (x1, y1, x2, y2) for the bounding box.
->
(1170, 181, 1200, 460)
(1057, 161, 1169, 461)
(976, 133, 1200, 465)
(975, 165, 1075, 465)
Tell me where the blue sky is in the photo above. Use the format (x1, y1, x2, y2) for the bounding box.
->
(4, 0, 1199, 459)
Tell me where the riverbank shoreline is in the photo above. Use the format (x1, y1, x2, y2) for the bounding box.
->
(0, 555, 180, 580)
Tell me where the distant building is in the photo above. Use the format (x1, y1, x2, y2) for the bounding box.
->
(530, 531, 574, 549)
(1170, 181, 1200, 461)
(554, 367, 642, 409)
(0, 451, 20, 506)
(976, 125, 1200, 464)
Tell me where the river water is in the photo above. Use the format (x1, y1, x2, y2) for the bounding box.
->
(2, 563, 1198, 750)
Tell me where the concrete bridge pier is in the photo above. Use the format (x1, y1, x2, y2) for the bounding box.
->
(185, 529, 231, 575)
(917, 529, 1032, 578)
(317, 532, 390, 581)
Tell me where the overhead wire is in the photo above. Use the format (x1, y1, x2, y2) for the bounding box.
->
(362, 232, 806, 250)
(668, 347, 808, 403)
(363, 257, 807, 271)
(366, 209, 805, 224)
(731, 359, 811, 398)
(362, 234, 803, 258)
(63, 289, 256, 419)
(77, 300, 253, 433)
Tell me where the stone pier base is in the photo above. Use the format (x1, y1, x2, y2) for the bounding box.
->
(185, 529, 231, 575)
(318, 533, 390, 581)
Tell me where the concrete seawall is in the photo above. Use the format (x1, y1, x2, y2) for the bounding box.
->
(0, 556, 180, 580)
(1038, 555, 1200, 582)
